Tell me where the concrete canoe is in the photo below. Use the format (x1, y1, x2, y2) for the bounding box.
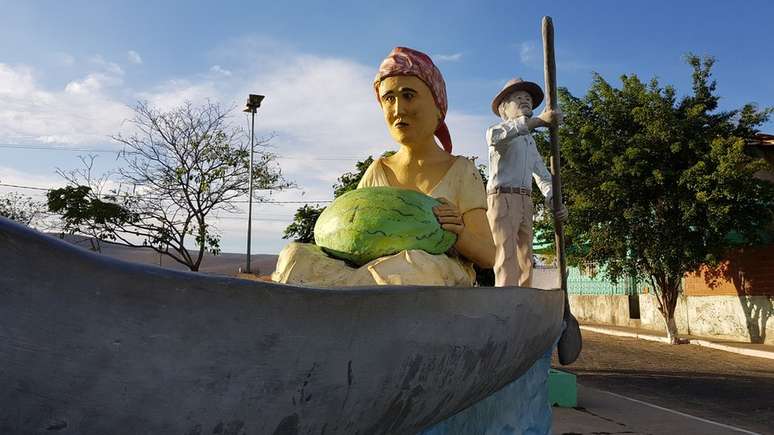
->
(0, 217, 564, 434)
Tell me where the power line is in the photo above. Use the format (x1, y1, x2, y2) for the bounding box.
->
(0, 143, 366, 161)
(0, 144, 122, 153)
(0, 182, 333, 204)
(33, 210, 292, 223)
(215, 216, 291, 222)
(0, 182, 50, 191)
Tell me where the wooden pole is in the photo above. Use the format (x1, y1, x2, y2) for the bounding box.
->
(542, 16, 567, 294)
(543, 16, 583, 365)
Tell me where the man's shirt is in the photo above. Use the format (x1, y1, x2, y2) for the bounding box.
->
(486, 116, 553, 199)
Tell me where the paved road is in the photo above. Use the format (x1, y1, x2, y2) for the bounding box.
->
(554, 331, 774, 434)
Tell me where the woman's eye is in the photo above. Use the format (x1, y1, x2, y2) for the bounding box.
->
(403, 93, 414, 100)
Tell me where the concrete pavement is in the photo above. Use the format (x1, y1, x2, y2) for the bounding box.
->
(553, 384, 763, 435)
(553, 330, 774, 434)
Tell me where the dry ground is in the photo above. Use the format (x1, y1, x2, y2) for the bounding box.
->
(59, 234, 279, 276)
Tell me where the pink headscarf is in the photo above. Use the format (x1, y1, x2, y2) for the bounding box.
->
(374, 47, 453, 153)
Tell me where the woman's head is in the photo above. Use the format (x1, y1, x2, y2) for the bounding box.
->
(373, 47, 452, 153)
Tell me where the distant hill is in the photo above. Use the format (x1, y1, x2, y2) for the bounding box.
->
(52, 234, 278, 277)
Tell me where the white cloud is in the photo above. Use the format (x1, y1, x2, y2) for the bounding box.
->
(137, 49, 391, 174)
(88, 55, 124, 76)
(519, 41, 537, 65)
(433, 53, 463, 62)
(0, 64, 41, 97)
(444, 111, 493, 162)
(210, 65, 231, 76)
(64, 72, 123, 94)
(0, 63, 131, 146)
(137, 79, 220, 110)
(127, 50, 143, 65)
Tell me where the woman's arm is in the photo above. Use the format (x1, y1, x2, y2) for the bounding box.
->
(434, 200, 495, 269)
(457, 209, 496, 268)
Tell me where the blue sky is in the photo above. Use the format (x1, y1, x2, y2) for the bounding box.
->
(2, 1, 773, 254)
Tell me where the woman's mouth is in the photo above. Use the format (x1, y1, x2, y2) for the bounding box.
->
(394, 121, 409, 128)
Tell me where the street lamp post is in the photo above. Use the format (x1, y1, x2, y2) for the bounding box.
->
(243, 94, 265, 274)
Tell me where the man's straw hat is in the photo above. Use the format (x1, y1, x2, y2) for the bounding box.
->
(491, 77, 544, 117)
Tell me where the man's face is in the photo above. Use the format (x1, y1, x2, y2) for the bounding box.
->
(500, 90, 533, 120)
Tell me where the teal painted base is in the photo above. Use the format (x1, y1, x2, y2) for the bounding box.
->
(420, 345, 555, 435)
(548, 369, 577, 408)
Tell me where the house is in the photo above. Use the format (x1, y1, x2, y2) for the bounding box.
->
(748, 132, 774, 182)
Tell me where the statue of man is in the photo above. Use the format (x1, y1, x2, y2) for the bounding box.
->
(486, 77, 568, 287)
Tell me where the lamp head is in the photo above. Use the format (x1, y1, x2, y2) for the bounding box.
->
(243, 94, 265, 113)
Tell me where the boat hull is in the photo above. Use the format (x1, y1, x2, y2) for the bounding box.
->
(0, 218, 563, 434)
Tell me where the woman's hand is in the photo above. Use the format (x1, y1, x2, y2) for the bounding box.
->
(433, 198, 495, 269)
(433, 197, 464, 235)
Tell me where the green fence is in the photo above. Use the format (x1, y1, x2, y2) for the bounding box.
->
(566, 265, 641, 295)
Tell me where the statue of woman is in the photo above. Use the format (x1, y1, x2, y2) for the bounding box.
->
(272, 47, 495, 287)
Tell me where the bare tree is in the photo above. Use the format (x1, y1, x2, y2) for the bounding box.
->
(48, 101, 292, 271)
(0, 186, 46, 227)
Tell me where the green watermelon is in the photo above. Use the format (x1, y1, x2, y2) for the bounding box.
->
(314, 187, 457, 266)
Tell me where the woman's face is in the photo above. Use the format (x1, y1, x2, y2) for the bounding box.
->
(378, 75, 441, 146)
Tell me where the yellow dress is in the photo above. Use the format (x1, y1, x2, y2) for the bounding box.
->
(271, 155, 487, 287)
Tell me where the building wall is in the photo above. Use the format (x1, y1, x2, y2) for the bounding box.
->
(637, 293, 690, 334)
(566, 244, 773, 343)
(568, 292, 774, 344)
(568, 294, 637, 327)
(638, 293, 774, 344)
(684, 245, 774, 297)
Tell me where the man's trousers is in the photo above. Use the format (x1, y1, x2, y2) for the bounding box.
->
(486, 193, 533, 287)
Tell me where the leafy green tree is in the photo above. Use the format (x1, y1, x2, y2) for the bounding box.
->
(48, 101, 291, 271)
(282, 204, 324, 243)
(47, 184, 136, 252)
(332, 155, 378, 198)
(557, 55, 774, 342)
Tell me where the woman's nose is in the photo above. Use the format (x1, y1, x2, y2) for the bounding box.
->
(392, 99, 406, 116)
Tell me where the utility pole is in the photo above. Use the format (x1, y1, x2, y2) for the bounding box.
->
(243, 94, 265, 274)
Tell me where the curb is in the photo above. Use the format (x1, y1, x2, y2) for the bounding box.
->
(688, 338, 774, 361)
(579, 325, 672, 344)
(579, 325, 774, 360)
